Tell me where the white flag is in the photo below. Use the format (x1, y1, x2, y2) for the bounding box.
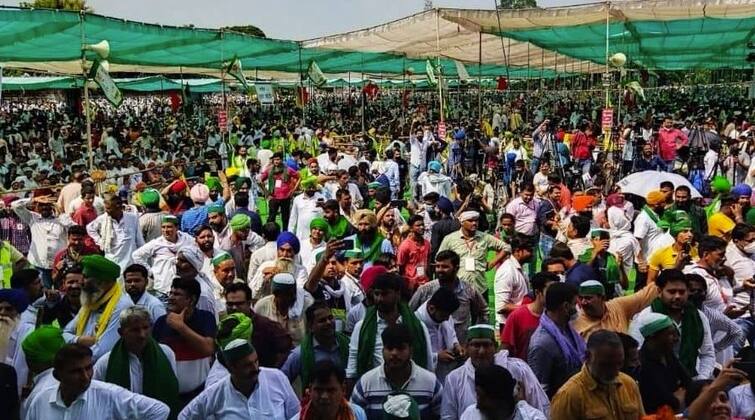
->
(455, 60, 470, 82)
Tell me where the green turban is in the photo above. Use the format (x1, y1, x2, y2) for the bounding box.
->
(711, 176, 731, 194)
(211, 252, 234, 268)
(140, 188, 160, 207)
(234, 177, 252, 190)
(81, 255, 121, 283)
(217, 313, 253, 349)
(309, 217, 330, 239)
(301, 176, 319, 189)
(22, 325, 65, 366)
(205, 177, 221, 191)
(229, 214, 251, 232)
(663, 210, 693, 238)
(207, 204, 225, 215)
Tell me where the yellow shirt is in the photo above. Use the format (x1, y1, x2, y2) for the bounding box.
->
(648, 244, 698, 271)
(708, 212, 735, 238)
(573, 284, 659, 339)
(551, 365, 645, 420)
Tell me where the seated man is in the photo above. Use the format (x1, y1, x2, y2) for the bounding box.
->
(254, 273, 314, 346)
(123, 263, 166, 323)
(293, 361, 367, 420)
(459, 365, 546, 420)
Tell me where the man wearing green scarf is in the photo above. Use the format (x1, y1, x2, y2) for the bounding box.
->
(260, 152, 300, 231)
(628, 269, 714, 379)
(351, 324, 442, 420)
(647, 210, 695, 284)
(344, 209, 394, 267)
(577, 229, 625, 299)
(93, 306, 180, 418)
(281, 301, 350, 391)
(346, 272, 433, 383)
(322, 199, 355, 240)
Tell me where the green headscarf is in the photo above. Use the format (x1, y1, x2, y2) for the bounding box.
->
(229, 214, 251, 232)
(660, 210, 693, 238)
(22, 325, 65, 366)
(217, 313, 253, 348)
(310, 217, 330, 241)
(205, 177, 221, 191)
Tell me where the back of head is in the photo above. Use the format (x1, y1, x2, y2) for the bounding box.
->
(587, 329, 622, 351)
(545, 282, 578, 311)
(54, 343, 92, 372)
(549, 242, 574, 261)
(428, 288, 461, 313)
(475, 364, 516, 401)
(262, 222, 281, 242)
(531, 272, 559, 294)
(570, 215, 591, 238)
(11, 268, 40, 289)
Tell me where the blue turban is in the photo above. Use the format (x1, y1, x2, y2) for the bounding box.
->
(276, 231, 301, 254)
(436, 196, 454, 215)
(732, 183, 752, 198)
(428, 161, 442, 173)
(454, 130, 465, 140)
(0, 289, 29, 313)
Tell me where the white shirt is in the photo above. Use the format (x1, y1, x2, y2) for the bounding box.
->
(132, 232, 196, 294)
(729, 383, 755, 419)
(132, 292, 167, 324)
(725, 242, 755, 309)
(684, 263, 727, 313)
(23, 380, 169, 420)
(633, 210, 673, 258)
(382, 160, 400, 196)
(326, 182, 363, 208)
(440, 352, 551, 419)
(409, 133, 430, 167)
(87, 211, 145, 272)
(299, 239, 325, 275)
(629, 306, 716, 379)
(415, 301, 458, 368)
(460, 401, 547, 420)
(178, 368, 300, 420)
(494, 257, 529, 327)
(6, 320, 34, 394)
(287, 192, 324, 241)
(92, 344, 177, 394)
(11, 198, 75, 269)
(704, 149, 719, 179)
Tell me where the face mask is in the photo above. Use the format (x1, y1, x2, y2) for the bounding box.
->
(558, 274, 566, 283)
(744, 242, 755, 255)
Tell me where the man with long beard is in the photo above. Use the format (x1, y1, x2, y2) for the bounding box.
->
(250, 231, 308, 300)
(343, 210, 393, 268)
(62, 255, 133, 360)
(0, 288, 32, 395)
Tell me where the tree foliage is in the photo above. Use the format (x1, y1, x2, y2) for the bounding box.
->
(20, 0, 90, 11)
(222, 25, 266, 38)
(499, 0, 537, 9)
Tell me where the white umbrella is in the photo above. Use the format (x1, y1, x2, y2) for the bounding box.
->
(616, 170, 702, 199)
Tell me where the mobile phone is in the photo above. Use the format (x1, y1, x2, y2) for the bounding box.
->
(341, 238, 355, 250)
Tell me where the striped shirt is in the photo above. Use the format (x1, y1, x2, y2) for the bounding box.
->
(350, 361, 443, 420)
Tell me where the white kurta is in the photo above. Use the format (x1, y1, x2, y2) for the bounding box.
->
(440, 352, 551, 420)
(132, 232, 196, 294)
(92, 344, 177, 394)
(87, 211, 145, 272)
(287, 192, 325, 241)
(132, 292, 167, 324)
(5, 320, 34, 394)
(178, 368, 300, 420)
(23, 380, 169, 420)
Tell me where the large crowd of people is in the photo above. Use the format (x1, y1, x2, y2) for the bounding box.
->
(0, 81, 754, 420)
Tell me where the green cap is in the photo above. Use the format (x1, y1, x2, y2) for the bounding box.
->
(639, 313, 676, 338)
(207, 204, 225, 215)
(467, 324, 496, 341)
(162, 215, 179, 225)
(211, 252, 234, 268)
(578, 280, 605, 296)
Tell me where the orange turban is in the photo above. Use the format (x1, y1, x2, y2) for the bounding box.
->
(572, 195, 593, 212)
(646, 190, 665, 206)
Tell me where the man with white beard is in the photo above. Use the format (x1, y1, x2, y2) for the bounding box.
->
(62, 255, 133, 360)
(249, 232, 308, 301)
(0, 288, 32, 395)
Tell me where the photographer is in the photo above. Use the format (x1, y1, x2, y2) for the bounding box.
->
(723, 136, 751, 185)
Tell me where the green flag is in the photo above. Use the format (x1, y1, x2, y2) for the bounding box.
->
(88, 59, 122, 108)
(307, 60, 326, 88)
(426, 59, 437, 86)
(225, 57, 249, 91)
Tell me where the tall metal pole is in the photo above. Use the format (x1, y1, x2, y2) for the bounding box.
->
(435, 9, 444, 124)
(478, 32, 482, 124)
(604, 1, 611, 109)
(80, 12, 93, 171)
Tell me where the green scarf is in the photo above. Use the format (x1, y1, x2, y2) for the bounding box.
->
(328, 215, 352, 239)
(705, 195, 722, 219)
(650, 298, 703, 376)
(267, 164, 290, 193)
(642, 205, 661, 225)
(578, 250, 620, 286)
(356, 304, 428, 377)
(355, 232, 386, 263)
(105, 338, 180, 419)
(299, 332, 350, 389)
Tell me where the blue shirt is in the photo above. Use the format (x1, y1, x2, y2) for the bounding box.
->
(180, 205, 208, 235)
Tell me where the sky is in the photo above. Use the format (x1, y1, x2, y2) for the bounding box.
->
(1, 0, 585, 40)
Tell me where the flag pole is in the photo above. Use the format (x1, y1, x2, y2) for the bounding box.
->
(435, 8, 444, 124)
(79, 12, 93, 172)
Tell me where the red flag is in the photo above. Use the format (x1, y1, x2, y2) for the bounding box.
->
(496, 77, 508, 91)
(362, 82, 379, 99)
(169, 91, 182, 112)
(296, 87, 309, 108)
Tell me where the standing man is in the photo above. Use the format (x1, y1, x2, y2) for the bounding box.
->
(437, 211, 509, 296)
(494, 235, 535, 328)
(409, 250, 488, 344)
(669, 185, 707, 240)
(87, 194, 144, 272)
(396, 215, 430, 291)
(501, 272, 559, 360)
(123, 263, 166, 322)
(132, 215, 195, 297)
(344, 210, 394, 266)
(408, 123, 431, 202)
(288, 177, 325, 241)
(658, 117, 688, 171)
(550, 330, 644, 419)
(505, 183, 539, 240)
(23, 344, 170, 419)
(260, 152, 300, 230)
(535, 184, 561, 260)
(62, 255, 133, 360)
(93, 306, 179, 417)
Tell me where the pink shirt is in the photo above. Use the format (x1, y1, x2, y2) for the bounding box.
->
(657, 127, 688, 161)
(260, 167, 299, 200)
(397, 236, 430, 289)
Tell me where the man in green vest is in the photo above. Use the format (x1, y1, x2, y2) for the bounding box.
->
(578, 229, 625, 299)
(0, 240, 27, 289)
